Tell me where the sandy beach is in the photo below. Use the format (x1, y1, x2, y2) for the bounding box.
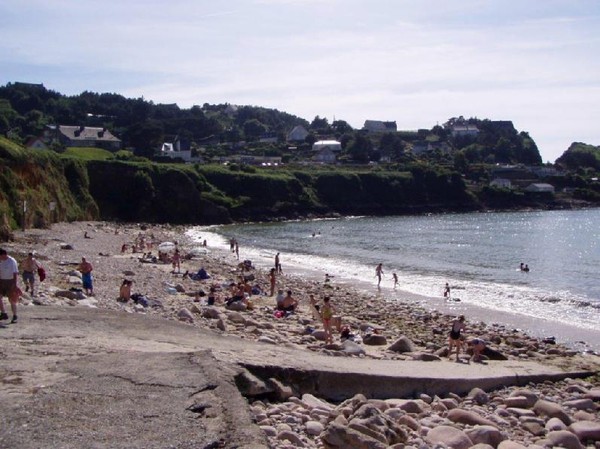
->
(2, 221, 599, 449)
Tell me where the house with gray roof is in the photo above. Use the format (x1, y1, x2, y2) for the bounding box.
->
(46, 125, 121, 150)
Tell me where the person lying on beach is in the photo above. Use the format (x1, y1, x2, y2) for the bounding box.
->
(467, 338, 486, 363)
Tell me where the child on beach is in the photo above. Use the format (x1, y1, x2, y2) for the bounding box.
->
(321, 296, 336, 344)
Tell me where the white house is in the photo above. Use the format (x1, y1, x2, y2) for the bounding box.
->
(312, 140, 342, 152)
(490, 178, 512, 189)
(287, 125, 309, 142)
(160, 143, 201, 163)
(525, 183, 555, 193)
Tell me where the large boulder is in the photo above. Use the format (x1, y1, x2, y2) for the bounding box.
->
(508, 389, 538, 408)
(544, 430, 584, 449)
(340, 339, 366, 355)
(568, 420, 600, 442)
(426, 425, 472, 449)
(362, 334, 387, 346)
(533, 399, 572, 425)
(388, 335, 416, 353)
(465, 425, 506, 448)
(447, 408, 497, 427)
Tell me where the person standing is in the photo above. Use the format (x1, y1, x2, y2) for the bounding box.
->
(448, 315, 466, 362)
(375, 263, 384, 287)
(275, 252, 282, 274)
(392, 272, 398, 289)
(78, 257, 94, 296)
(443, 282, 451, 299)
(0, 248, 20, 323)
(269, 268, 277, 296)
(21, 252, 40, 297)
(321, 296, 336, 344)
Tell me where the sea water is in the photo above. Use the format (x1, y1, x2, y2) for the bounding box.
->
(187, 209, 600, 351)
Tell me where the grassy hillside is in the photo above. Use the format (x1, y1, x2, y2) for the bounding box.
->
(0, 137, 98, 232)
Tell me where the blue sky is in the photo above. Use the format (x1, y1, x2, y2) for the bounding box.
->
(1, 0, 599, 162)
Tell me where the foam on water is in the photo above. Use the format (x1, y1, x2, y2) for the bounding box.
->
(186, 210, 600, 351)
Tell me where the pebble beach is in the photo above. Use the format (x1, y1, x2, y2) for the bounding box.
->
(3, 221, 600, 449)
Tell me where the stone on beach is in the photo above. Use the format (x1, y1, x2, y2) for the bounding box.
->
(388, 335, 416, 353)
(426, 425, 472, 449)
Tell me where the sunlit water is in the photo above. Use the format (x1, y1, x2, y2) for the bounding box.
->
(187, 209, 600, 351)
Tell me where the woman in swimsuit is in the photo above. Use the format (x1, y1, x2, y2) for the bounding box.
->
(448, 315, 466, 361)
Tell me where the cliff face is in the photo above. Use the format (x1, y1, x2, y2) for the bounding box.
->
(0, 137, 98, 231)
(17, 140, 592, 232)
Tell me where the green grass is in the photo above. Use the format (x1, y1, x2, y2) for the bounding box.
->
(60, 147, 114, 161)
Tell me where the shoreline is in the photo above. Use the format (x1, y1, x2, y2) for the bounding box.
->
(3, 221, 600, 448)
(187, 224, 600, 354)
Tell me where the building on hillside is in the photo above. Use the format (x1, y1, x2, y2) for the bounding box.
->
(44, 125, 122, 150)
(25, 137, 48, 150)
(451, 124, 479, 138)
(410, 141, 452, 156)
(313, 147, 336, 164)
(259, 132, 278, 143)
(312, 140, 342, 152)
(160, 137, 201, 163)
(490, 178, 512, 189)
(287, 125, 309, 142)
(525, 183, 555, 193)
(528, 166, 563, 178)
(363, 120, 397, 133)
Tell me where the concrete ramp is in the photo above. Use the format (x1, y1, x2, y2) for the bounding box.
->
(237, 356, 591, 402)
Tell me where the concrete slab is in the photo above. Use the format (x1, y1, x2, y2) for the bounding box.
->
(0, 306, 593, 447)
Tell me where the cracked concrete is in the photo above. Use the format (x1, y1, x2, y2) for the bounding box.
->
(0, 306, 594, 449)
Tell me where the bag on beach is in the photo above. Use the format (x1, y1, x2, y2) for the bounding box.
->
(37, 266, 46, 282)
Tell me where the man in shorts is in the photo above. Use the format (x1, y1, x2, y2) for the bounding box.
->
(21, 252, 40, 297)
(0, 248, 20, 323)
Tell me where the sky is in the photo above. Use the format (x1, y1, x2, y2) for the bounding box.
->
(1, 0, 599, 163)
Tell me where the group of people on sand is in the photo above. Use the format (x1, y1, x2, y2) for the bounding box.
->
(0, 247, 94, 324)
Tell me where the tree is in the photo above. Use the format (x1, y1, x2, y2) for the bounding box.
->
(243, 119, 267, 140)
(332, 119, 353, 135)
(347, 132, 372, 163)
(310, 115, 330, 132)
(127, 120, 164, 157)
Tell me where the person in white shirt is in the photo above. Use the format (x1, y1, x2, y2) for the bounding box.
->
(0, 248, 20, 323)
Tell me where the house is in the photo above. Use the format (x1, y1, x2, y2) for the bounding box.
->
(259, 132, 278, 143)
(287, 125, 309, 142)
(525, 183, 555, 193)
(312, 140, 342, 152)
(46, 125, 121, 150)
(490, 178, 512, 189)
(160, 141, 202, 163)
(25, 137, 48, 150)
(313, 147, 336, 164)
(451, 124, 480, 138)
(363, 120, 397, 133)
(410, 141, 451, 156)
